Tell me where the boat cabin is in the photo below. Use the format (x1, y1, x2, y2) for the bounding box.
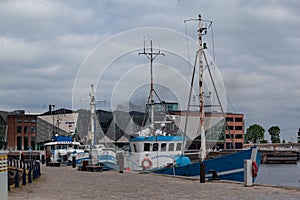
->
(126, 135, 185, 171)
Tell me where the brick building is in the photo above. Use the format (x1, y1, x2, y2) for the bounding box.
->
(7, 110, 38, 150)
(223, 113, 244, 149)
(171, 111, 245, 150)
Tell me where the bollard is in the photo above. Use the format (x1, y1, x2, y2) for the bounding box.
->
(46, 157, 50, 166)
(37, 162, 41, 177)
(33, 162, 36, 180)
(118, 152, 124, 173)
(0, 154, 8, 200)
(200, 163, 206, 183)
(72, 156, 76, 168)
(15, 169, 19, 188)
(22, 164, 26, 185)
(42, 155, 45, 164)
(28, 166, 32, 183)
(244, 159, 253, 187)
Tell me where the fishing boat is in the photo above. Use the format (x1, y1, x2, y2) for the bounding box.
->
(124, 15, 261, 182)
(45, 85, 118, 169)
(44, 135, 89, 165)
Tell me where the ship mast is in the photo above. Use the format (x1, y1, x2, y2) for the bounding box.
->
(89, 84, 96, 147)
(139, 40, 164, 135)
(89, 84, 105, 147)
(198, 15, 206, 161)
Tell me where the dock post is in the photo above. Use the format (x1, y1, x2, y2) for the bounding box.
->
(28, 161, 32, 184)
(118, 152, 124, 173)
(72, 156, 76, 168)
(41, 155, 45, 164)
(22, 163, 26, 185)
(244, 159, 253, 186)
(0, 154, 8, 200)
(14, 168, 19, 188)
(200, 163, 206, 183)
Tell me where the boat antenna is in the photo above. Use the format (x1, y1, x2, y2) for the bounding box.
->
(139, 40, 165, 135)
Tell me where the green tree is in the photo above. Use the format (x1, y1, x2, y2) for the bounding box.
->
(282, 139, 286, 143)
(298, 128, 300, 143)
(268, 126, 281, 143)
(245, 124, 265, 143)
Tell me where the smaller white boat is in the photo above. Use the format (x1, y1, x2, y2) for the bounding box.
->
(44, 136, 89, 165)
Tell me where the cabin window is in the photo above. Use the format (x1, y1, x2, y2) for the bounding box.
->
(161, 143, 167, 151)
(133, 144, 137, 152)
(153, 143, 159, 151)
(168, 143, 174, 151)
(144, 143, 150, 151)
(176, 143, 182, 151)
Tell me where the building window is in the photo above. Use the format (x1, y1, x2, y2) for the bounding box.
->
(235, 134, 243, 139)
(17, 126, 22, 133)
(24, 126, 28, 133)
(24, 119, 29, 123)
(30, 119, 36, 123)
(235, 142, 243, 149)
(168, 143, 174, 151)
(24, 136, 29, 150)
(30, 126, 36, 133)
(226, 143, 233, 149)
(235, 117, 243, 122)
(226, 126, 233, 130)
(226, 117, 233, 122)
(226, 134, 234, 139)
(17, 119, 22, 123)
(17, 136, 22, 150)
(235, 126, 243, 130)
(31, 137, 36, 150)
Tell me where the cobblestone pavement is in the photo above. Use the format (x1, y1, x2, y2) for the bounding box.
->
(8, 165, 300, 200)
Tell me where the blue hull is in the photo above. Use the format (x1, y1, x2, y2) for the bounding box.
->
(154, 147, 261, 182)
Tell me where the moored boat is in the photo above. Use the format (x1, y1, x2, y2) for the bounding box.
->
(124, 14, 261, 183)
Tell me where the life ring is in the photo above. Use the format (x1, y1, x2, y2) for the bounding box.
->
(141, 158, 152, 169)
(252, 161, 258, 177)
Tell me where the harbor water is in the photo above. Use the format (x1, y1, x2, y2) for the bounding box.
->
(255, 161, 300, 188)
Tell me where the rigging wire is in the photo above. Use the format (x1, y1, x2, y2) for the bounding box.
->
(226, 94, 237, 113)
(184, 21, 192, 74)
(210, 23, 216, 63)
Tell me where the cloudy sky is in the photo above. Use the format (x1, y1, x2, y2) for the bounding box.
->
(0, 0, 299, 142)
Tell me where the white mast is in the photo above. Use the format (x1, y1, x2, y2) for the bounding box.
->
(198, 14, 206, 161)
(89, 84, 96, 146)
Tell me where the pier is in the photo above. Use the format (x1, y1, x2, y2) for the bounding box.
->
(8, 165, 300, 200)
